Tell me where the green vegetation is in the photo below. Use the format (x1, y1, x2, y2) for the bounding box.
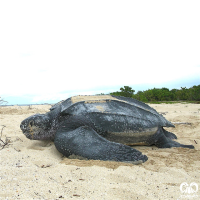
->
(110, 86, 135, 97)
(110, 85, 200, 103)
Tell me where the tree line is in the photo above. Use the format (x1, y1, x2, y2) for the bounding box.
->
(110, 85, 200, 102)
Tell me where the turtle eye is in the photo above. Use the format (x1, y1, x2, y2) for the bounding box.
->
(29, 121, 34, 127)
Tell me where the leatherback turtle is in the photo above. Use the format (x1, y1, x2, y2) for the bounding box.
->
(20, 95, 194, 164)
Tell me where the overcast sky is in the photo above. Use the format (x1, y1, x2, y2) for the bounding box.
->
(0, 50, 200, 104)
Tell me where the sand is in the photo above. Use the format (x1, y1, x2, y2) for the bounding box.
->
(0, 103, 200, 199)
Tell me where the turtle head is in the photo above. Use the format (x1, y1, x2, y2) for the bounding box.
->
(20, 113, 53, 140)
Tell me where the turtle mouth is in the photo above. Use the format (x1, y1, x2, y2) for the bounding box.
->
(23, 129, 49, 140)
(23, 132, 37, 140)
(22, 128, 40, 140)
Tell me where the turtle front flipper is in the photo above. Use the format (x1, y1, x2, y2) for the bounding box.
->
(54, 125, 148, 164)
(150, 127, 194, 149)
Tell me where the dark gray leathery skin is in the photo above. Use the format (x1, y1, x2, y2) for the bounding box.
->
(61, 100, 175, 128)
(111, 96, 175, 128)
(147, 127, 194, 148)
(20, 114, 52, 140)
(20, 105, 61, 140)
(54, 125, 148, 164)
(20, 95, 194, 164)
(162, 128, 177, 140)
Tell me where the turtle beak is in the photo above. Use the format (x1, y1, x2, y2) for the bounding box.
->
(20, 120, 27, 133)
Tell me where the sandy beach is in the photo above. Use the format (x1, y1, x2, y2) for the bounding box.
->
(0, 103, 200, 199)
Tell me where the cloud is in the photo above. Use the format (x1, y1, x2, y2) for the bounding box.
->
(0, 51, 200, 102)
(30, 88, 116, 103)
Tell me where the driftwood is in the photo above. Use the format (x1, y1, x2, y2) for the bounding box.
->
(0, 125, 6, 137)
(172, 122, 192, 125)
(18, 105, 22, 109)
(159, 112, 168, 115)
(0, 97, 7, 105)
(0, 125, 11, 150)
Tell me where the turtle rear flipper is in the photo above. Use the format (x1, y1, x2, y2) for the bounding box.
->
(162, 128, 177, 140)
(54, 125, 148, 164)
(151, 127, 194, 149)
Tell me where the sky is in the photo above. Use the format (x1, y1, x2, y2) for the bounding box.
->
(0, 50, 200, 105)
